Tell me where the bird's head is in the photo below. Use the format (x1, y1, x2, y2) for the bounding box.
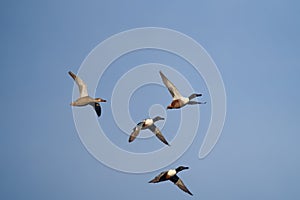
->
(95, 98, 107, 102)
(176, 166, 189, 172)
(153, 116, 165, 122)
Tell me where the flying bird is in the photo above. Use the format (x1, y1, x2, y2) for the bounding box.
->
(129, 116, 169, 146)
(159, 71, 206, 109)
(149, 166, 193, 196)
(68, 71, 106, 117)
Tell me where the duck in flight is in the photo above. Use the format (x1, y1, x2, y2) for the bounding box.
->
(149, 166, 193, 196)
(68, 71, 106, 117)
(159, 71, 206, 109)
(129, 116, 169, 146)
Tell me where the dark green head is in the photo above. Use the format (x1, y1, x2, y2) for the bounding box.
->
(176, 166, 189, 172)
(153, 116, 165, 122)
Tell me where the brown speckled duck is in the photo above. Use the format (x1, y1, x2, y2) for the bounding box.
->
(69, 71, 106, 117)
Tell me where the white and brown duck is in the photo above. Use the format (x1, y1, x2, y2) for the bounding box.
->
(149, 166, 193, 196)
(129, 116, 169, 146)
(68, 71, 106, 117)
(159, 71, 206, 109)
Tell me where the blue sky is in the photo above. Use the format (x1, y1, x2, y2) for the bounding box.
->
(1, 1, 300, 199)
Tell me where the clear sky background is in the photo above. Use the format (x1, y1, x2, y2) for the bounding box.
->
(1, 1, 299, 199)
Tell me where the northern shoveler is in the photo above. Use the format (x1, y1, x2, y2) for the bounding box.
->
(129, 116, 169, 146)
(159, 71, 206, 109)
(149, 166, 193, 196)
(68, 71, 106, 117)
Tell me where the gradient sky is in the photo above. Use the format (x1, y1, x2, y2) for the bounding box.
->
(1, 1, 300, 200)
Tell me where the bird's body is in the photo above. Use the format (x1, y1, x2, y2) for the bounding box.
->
(68, 71, 106, 117)
(71, 96, 99, 106)
(149, 166, 193, 196)
(159, 71, 206, 109)
(166, 169, 177, 178)
(129, 116, 169, 146)
(167, 97, 189, 109)
(143, 118, 154, 127)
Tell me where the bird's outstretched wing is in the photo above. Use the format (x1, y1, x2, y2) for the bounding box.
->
(188, 93, 202, 100)
(187, 101, 207, 105)
(149, 125, 169, 146)
(148, 171, 167, 183)
(159, 71, 183, 99)
(170, 175, 193, 196)
(90, 102, 101, 117)
(129, 122, 143, 143)
(68, 71, 89, 97)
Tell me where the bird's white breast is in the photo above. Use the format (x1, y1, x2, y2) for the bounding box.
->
(144, 118, 153, 126)
(181, 97, 190, 105)
(167, 169, 176, 177)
